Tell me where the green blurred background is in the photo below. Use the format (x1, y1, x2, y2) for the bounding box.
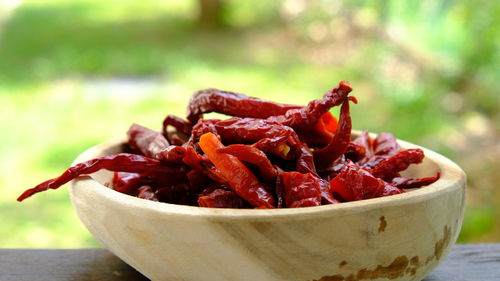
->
(1, 0, 498, 248)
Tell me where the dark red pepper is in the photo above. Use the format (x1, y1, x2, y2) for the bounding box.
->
(127, 124, 169, 159)
(17, 153, 186, 201)
(162, 115, 192, 138)
(268, 81, 352, 147)
(391, 172, 441, 189)
(186, 88, 302, 124)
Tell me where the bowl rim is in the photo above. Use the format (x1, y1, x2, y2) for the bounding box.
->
(70, 131, 466, 220)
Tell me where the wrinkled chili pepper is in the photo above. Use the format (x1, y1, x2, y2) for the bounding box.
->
(198, 132, 275, 208)
(268, 81, 352, 147)
(162, 115, 192, 138)
(127, 124, 169, 159)
(314, 96, 357, 168)
(370, 148, 425, 181)
(391, 172, 441, 189)
(17, 153, 187, 201)
(186, 88, 302, 124)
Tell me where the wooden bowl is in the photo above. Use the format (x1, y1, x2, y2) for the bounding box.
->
(69, 135, 466, 281)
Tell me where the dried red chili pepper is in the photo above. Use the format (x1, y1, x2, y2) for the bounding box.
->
(314, 96, 357, 168)
(281, 172, 322, 208)
(391, 172, 441, 189)
(127, 124, 169, 159)
(370, 148, 425, 181)
(218, 144, 277, 182)
(198, 132, 275, 208)
(268, 81, 352, 147)
(162, 115, 192, 138)
(17, 153, 186, 201)
(186, 88, 302, 124)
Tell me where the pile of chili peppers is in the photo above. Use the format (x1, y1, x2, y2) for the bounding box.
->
(18, 81, 440, 208)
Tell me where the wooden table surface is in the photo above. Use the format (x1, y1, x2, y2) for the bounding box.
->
(1, 244, 499, 281)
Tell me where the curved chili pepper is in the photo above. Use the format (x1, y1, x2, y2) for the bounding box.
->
(127, 124, 169, 159)
(370, 148, 425, 181)
(281, 172, 322, 208)
(268, 81, 352, 146)
(218, 144, 277, 182)
(391, 172, 441, 189)
(17, 153, 186, 201)
(198, 132, 275, 208)
(186, 88, 302, 124)
(162, 115, 192, 138)
(314, 96, 358, 167)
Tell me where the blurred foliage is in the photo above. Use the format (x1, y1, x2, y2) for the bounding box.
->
(0, 0, 498, 248)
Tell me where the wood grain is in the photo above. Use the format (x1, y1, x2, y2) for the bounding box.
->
(0, 249, 148, 281)
(423, 244, 500, 281)
(0, 244, 498, 281)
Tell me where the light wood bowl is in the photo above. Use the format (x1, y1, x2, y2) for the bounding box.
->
(69, 134, 466, 281)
